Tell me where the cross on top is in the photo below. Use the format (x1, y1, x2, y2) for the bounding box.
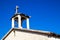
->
(16, 5, 19, 13)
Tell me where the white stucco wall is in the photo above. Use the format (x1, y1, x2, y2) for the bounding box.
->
(4, 31, 60, 40)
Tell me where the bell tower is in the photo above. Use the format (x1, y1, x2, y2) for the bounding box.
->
(11, 6, 30, 29)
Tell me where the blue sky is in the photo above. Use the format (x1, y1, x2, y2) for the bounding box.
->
(0, 0, 60, 39)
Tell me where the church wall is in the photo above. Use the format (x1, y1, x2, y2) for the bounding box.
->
(4, 30, 60, 40)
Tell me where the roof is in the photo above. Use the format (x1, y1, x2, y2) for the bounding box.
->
(11, 13, 30, 18)
(2, 28, 60, 40)
(11, 13, 30, 22)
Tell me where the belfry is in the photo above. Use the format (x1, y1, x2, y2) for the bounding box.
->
(12, 6, 30, 29)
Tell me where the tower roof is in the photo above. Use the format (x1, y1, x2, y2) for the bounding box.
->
(12, 13, 30, 19)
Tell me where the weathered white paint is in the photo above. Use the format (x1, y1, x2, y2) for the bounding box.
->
(18, 15, 22, 28)
(26, 18, 29, 29)
(12, 18, 14, 28)
(12, 15, 22, 28)
(4, 30, 60, 40)
(48, 37, 60, 40)
(4, 31, 15, 40)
